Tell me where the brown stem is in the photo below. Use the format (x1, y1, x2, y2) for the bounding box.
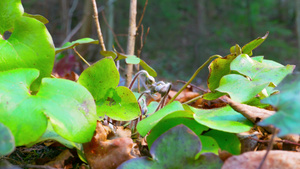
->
(257, 128, 277, 169)
(136, 0, 148, 31)
(125, 0, 137, 86)
(91, 0, 106, 51)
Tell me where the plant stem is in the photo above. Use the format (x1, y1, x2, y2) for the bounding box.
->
(91, 0, 106, 51)
(168, 54, 222, 104)
(183, 95, 203, 105)
(73, 47, 91, 66)
(125, 0, 137, 86)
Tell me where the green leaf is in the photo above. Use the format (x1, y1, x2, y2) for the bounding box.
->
(125, 55, 141, 64)
(139, 60, 157, 77)
(216, 54, 295, 102)
(216, 74, 270, 103)
(0, 122, 15, 156)
(78, 57, 141, 121)
(203, 130, 240, 155)
(260, 73, 300, 137)
(0, 16, 55, 91)
(0, 0, 24, 34)
(23, 13, 49, 24)
(55, 38, 99, 54)
(0, 69, 98, 146)
(100, 51, 118, 59)
(193, 105, 253, 133)
(146, 101, 159, 115)
(207, 54, 237, 91)
(118, 125, 223, 169)
(242, 32, 268, 55)
(146, 110, 209, 149)
(136, 101, 184, 136)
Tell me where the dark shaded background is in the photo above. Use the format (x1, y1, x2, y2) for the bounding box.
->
(22, 0, 299, 85)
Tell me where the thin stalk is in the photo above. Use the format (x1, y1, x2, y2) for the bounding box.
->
(168, 55, 222, 104)
(91, 0, 106, 51)
(73, 47, 91, 66)
(183, 95, 203, 105)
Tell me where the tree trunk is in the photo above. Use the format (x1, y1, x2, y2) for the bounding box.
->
(197, 0, 207, 36)
(125, 0, 137, 86)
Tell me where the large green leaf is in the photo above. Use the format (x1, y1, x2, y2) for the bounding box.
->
(146, 110, 209, 148)
(118, 125, 223, 169)
(136, 101, 184, 136)
(0, 123, 15, 156)
(216, 54, 295, 102)
(0, 16, 55, 91)
(0, 69, 97, 146)
(193, 105, 253, 133)
(78, 57, 141, 121)
(0, 0, 23, 34)
(55, 38, 98, 54)
(260, 73, 300, 137)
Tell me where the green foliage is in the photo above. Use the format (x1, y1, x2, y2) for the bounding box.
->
(137, 101, 184, 136)
(0, 69, 98, 145)
(78, 57, 141, 121)
(118, 125, 223, 169)
(260, 73, 300, 137)
(0, 123, 15, 156)
(55, 38, 99, 54)
(192, 105, 253, 133)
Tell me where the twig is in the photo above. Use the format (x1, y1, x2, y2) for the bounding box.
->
(168, 55, 222, 104)
(101, 11, 125, 53)
(91, 0, 106, 51)
(73, 47, 91, 66)
(176, 80, 207, 93)
(257, 128, 277, 169)
(136, 0, 148, 31)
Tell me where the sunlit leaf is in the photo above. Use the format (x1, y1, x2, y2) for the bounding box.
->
(136, 101, 184, 136)
(0, 69, 98, 145)
(242, 32, 268, 55)
(55, 38, 99, 54)
(78, 57, 141, 121)
(192, 105, 253, 133)
(118, 125, 223, 169)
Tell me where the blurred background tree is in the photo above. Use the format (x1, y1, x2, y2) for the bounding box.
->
(22, 0, 299, 85)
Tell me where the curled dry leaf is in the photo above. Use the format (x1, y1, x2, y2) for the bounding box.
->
(83, 122, 135, 169)
(222, 150, 300, 169)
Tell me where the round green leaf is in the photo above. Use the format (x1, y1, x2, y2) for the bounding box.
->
(0, 68, 97, 146)
(146, 110, 209, 149)
(0, 69, 47, 146)
(136, 101, 184, 136)
(96, 86, 141, 121)
(125, 55, 141, 64)
(216, 74, 269, 103)
(118, 125, 223, 169)
(0, 123, 15, 156)
(0, 0, 24, 34)
(37, 78, 98, 143)
(0, 16, 55, 90)
(193, 105, 253, 133)
(78, 57, 119, 101)
(78, 57, 141, 121)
